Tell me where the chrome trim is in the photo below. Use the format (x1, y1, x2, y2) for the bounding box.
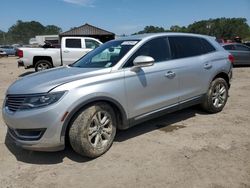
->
(134, 95, 203, 121)
(134, 103, 178, 121)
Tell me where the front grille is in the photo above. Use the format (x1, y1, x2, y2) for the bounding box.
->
(5, 95, 26, 112)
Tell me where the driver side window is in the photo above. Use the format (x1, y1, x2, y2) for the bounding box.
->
(124, 37, 171, 67)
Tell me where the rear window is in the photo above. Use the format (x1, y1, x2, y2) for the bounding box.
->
(66, 39, 81, 48)
(169, 36, 215, 59)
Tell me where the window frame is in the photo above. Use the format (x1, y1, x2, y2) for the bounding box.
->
(122, 36, 171, 68)
(168, 36, 216, 60)
(65, 38, 82, 48)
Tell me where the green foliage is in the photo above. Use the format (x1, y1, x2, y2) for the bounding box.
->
(134, 25, 165, 34)
(186, 18, 250, 39)
(0, 30, 6, 44)
(0, 20, 62, 44)
(134, 18, 250, 40)
(44, 25, 62, 35)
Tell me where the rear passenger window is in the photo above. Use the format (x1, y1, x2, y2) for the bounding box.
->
(200, 38, 216, 53)
(169, 36, 215, 59)
(66, 39, 81, 48)
(124, 37, 171, 67)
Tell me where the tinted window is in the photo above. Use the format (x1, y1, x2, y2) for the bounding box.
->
(66, 39, 81, 48)
(235, 44, 250, 51)
(169, 36, 214, 59)
(85, 39, 100, 49)
(201, 38, 216, 53)
(223, 45, 235, 50)
(124, 37, 170, 67)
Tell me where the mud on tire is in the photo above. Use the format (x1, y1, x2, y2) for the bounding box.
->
(201, 78, 229, 113)
(69, 102, 117, 158)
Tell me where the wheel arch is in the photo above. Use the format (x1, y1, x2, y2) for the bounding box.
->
(212, 71, 230, 88)
(33, 56, 53, 67)
(61, 96, 129, 144)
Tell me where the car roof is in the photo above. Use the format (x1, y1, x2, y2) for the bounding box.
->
(116, 32, 215, 41)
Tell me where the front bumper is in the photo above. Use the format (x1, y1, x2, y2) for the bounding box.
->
(2, 103, 66, 152)
(7, 129, 64, 151)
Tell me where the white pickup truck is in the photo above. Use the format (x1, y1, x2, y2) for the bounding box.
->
(17, 37, 102, 71)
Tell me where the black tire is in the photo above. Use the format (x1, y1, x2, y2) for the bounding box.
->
(35, 60, 52, 72)
(201, 78, 229, 113)
(69, 103, 117, 158)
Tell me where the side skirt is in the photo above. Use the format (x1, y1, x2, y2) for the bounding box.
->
(128, 94, 205, 128)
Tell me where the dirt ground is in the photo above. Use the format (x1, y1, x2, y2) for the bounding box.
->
(0, 57, 250, 188)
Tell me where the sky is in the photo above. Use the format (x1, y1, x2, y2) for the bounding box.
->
(0, 0, 250, 35)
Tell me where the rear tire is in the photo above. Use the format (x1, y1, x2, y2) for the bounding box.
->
(201, 78, 228, 113)
(69, 103, 117, 158)
(35, 60, 52, 72)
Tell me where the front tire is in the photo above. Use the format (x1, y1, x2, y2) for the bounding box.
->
(35, 60, 52, 72)
(201, 78, 229, 113)
(69, 103, 117, 158)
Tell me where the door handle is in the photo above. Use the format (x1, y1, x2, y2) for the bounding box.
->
(165, 71, 176, 79)
(63, 50, 70, 53)
(204, 63, 212, 69)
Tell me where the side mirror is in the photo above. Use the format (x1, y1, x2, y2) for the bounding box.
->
(132, 56, 155, 69)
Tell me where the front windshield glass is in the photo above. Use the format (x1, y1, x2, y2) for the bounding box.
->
(71, 40, 139, 68)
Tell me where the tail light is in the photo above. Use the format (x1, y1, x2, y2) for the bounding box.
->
(17, 49, 23, 58)
(228, 54, 234, 64)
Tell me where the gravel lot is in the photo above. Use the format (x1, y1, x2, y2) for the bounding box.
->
(0, 57, 250, 188)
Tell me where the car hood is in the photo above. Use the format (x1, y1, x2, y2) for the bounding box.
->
(6, 66, 111, 95)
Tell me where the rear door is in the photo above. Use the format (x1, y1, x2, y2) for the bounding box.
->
(168, 36, 217, 102)
(124, 37, 180, 120)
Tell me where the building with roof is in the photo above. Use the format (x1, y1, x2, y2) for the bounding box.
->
(59, 23, 115, 42)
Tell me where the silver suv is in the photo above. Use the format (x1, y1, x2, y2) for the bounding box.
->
(2, 33, 233, 158)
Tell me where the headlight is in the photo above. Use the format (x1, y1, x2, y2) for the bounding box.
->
(20, 91, 66, 110)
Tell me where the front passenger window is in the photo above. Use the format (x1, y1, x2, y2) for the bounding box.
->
(124, 37, 170, 67)
(85, 39, 100, 49)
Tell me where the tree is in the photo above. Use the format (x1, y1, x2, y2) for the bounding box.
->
(0, 30, 6, 44)
(8, 20, 45, 44)
(44, 25, 62, 35)
(135, 25, 165, 34)
(134, 18, 250, 40)
(6, 20, 62, 44)
(170, 25, 187, 32)
(186, 18, 250, 39)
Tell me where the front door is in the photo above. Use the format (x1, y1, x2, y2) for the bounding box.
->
(124, 37, 180, 120)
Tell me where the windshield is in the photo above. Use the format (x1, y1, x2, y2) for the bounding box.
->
(71, 40, 139, 68)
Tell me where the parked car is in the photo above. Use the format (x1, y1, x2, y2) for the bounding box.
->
(0, 45, 17, 56)
(244, 42, 250, 47)
(17, 37, 102, 71)
(2, 33, 233, 158)
(222, 43, 250, 65)
(0, 49, 7, 57)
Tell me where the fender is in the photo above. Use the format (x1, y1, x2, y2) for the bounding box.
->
(60, 96, 129, 141)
